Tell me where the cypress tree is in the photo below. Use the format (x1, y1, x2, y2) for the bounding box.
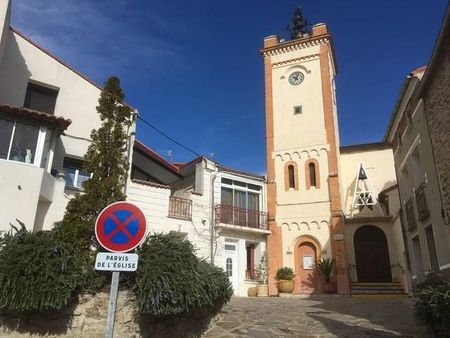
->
(58, 76, 132, 251)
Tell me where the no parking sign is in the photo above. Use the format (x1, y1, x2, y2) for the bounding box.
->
(94, 201, 147, 338)
(95, 201, 147, 253)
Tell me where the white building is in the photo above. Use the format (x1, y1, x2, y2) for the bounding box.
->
(0, 0, 268, 296)
(0, 0, 134, 232)
(128, 140, 269, 296)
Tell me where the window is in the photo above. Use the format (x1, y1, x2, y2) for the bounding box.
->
(219, 178, 263, 227)
(288, 165, 295, 188)
(63, 157, 91, 189)
(305, 159, 320, 189)
(293, 105, 302, 115)
(425, 226, 440, 273)
(226, 258, 233, 277)
(24, 82, 58, 114)
(415, 183, 430, 221)
(284, 161, 298, 191)
(405, 198, 417, 231)
(0, 117, 43, 165)
(309, 163, 317, 187)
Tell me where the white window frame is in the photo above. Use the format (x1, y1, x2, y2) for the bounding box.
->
(63, 163, 93, 190)
(1, 118, 46, 167)
(220, 175, 263, 211)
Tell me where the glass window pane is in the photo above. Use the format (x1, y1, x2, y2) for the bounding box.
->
(24, 83, 58, 114)
(221, 187, 233, 206)
(64, 167, 76, 187)
(248, 184, 261, 191)
(221, 178, 232, 185)
(8, 122, 39, 164)
(234, 180, 246, 187)
(77, 171, 91, 188)
(0, 118, 14, 159)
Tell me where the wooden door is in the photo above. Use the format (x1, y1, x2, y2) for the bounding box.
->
(299, 242, 317, 292)
(354, 225, 392, 283)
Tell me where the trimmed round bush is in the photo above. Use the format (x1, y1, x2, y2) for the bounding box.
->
(0, 224, 86, 313)
(135, 233, 232, 317)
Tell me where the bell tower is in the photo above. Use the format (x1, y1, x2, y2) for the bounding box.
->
(261, 8, 349, 295)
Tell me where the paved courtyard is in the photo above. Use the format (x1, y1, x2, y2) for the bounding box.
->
(204, 296, 429, 338)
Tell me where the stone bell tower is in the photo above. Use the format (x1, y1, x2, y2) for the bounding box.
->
(261, 8, 349, 295)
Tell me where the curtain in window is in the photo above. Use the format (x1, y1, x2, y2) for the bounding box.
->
(234, 190, 247, 226)
(9, 122, 39, 164)
(220, 187, 233, 223)
(247, 192, 259, 227)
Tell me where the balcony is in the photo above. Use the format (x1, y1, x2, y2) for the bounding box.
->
(415, 183, 430, 221)
(168, 196, 192, 220)
(214, 204, 268, 230)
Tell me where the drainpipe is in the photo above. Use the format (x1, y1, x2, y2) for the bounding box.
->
(210, 167, 217, 264)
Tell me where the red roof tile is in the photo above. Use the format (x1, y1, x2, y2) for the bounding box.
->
(0, 104, 71, 130)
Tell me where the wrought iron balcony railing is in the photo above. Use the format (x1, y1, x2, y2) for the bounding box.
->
(214, 204, 268, 230)
(168, 196, 192, 220)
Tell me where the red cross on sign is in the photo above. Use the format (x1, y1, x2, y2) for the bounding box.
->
(95, 201, 147, 253)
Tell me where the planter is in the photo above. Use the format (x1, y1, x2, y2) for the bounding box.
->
(278, 279, 294, 293)
(323, 281, 335, 293)
(247, 287, 258, 297)
(257, 284, 269, 297)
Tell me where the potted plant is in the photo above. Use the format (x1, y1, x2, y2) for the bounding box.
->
(256, 252, 269, 297)
(314, 257, 335, 293)
(276, 267, 295, 293)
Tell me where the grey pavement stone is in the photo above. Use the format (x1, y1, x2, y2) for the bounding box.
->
(203, 296, 428, 337)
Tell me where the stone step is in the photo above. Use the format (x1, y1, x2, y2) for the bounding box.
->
(351, 293, 409, 299)
(351, 288, 405, 294)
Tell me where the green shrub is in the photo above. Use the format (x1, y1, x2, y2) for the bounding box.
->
(314, 257, 335, 282)
(276, 267, 295, 280)
(134, 233, 232, 317)
(0, 223, 87, 313)
(414, 272, 450, 337)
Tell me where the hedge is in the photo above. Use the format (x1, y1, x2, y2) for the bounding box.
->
(134, 233, 232, 317)
(0, 224, 87, 313)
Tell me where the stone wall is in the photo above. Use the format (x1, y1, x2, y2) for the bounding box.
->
(423, 33, 450, 223)
(0, 291, 221, 338)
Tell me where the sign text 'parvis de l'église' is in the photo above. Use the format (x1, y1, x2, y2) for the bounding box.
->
(95, 252, 139, 272)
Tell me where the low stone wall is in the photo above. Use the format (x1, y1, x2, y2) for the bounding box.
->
(0, 290, 221, 337)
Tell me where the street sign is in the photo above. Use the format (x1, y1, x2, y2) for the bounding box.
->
(95, 201, 147, 253)
(95, 252, 139, 272)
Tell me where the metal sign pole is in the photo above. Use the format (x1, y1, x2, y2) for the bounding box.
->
(105, 271, 120, 338)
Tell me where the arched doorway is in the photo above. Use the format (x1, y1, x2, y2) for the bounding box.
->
(354, 225, 392, 282)
(294, 236, 320, 293)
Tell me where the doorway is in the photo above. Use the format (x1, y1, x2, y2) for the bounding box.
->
(224, 242, 238, 294)
(295, 237, 320, 293)
(354, 225, 392, 282)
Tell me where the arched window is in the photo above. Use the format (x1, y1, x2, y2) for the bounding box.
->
(309, 162, 317, 187)
(284, 161, 299, 191)
(305, 159, 320, 189)
(226, 258, 232, 277)
(288, 165, 295, 189)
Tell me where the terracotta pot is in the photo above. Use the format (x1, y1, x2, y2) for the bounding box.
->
(323, 281, 335, 293)
(247, 287, 258, 297)
(278, 279, 295, 293)
(257, 284, 269, 297)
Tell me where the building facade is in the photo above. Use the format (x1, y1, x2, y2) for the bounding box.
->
(384, 6, 450, 282)
(262, 12, 409, 296)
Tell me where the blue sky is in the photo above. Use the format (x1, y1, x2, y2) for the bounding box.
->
(11, 0, 448, 174)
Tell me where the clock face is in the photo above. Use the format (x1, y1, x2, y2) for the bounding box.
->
(288, 71, 304, 86)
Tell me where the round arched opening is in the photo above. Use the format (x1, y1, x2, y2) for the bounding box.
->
(354, 225, 392, 282)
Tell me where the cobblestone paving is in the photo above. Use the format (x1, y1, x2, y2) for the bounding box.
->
(203, 296, 428, 338)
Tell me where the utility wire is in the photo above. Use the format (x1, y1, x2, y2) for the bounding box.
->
(137, 115, 201, 157)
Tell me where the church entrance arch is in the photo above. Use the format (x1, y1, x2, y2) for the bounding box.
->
(354, 225, 392, 282)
